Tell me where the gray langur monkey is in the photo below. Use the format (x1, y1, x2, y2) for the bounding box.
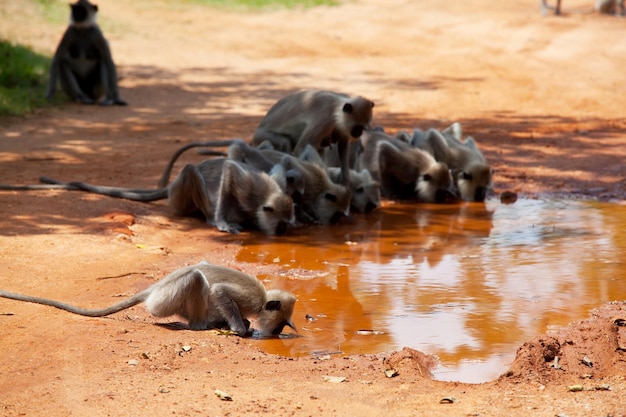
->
(250, 90, 375, 186)
(300, 144, 380, 214)
(237, 147, 352, 225)
(194, 140, 352, 224)
(541, 0, 624, 15)
(0, 261, 297, 337)
(37, 157, 295, 236)
(188, 139, 305, 199)
(413, 123, 493, 203)
(357, 130, 455, 203)
(46, 0, 126, 105)
(327, 167, 380, 214)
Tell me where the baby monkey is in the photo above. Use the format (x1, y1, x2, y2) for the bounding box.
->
(0, 261, 297, 337)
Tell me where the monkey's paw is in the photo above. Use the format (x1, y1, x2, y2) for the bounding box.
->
(216, 222, 243, 234)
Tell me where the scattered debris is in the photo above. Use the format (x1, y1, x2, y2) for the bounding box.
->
(500, 191, 518, 204)
(214, 389, 233, 401)
(354, 329, 385, 335)
(568, 384, 611, 392)
(127, 359, 139, 366)
(581, 355, 593, 368)
(384, 369, 399, 378)
(322, 376, 346, 383)
(439, 397, 457, 404)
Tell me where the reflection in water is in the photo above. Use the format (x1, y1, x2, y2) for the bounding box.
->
(237, 199, 626, 383)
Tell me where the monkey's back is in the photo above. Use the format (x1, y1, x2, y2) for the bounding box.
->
(195, 261, 267, 314)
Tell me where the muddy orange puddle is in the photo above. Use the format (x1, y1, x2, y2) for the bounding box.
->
(238, 199, 626, 383)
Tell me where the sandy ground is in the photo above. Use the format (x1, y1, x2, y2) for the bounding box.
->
(1, 0, 626, 415)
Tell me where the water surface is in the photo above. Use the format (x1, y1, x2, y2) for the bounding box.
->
(238, 199, 626, 383)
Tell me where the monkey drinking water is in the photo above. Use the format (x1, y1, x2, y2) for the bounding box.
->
(251, 90, 375, 186)
(0, 261, 297, 337)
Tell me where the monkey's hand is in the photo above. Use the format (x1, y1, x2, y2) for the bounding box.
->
(216, 221, 243, 234)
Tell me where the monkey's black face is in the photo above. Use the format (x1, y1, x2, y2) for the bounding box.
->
(329, 211, 344, 225)
(364, 201, 378, 213)
(474, 187, 487, 202)
(71, 4, 89, 22)
(350, 125, 365, 138)
(271, 321, 289, 335)
(435, 189, 459, 204)
(275, 222, 288, 236)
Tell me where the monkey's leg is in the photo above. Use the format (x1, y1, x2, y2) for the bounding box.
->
(59, 63, 95, 104)
(252, 130, 293, 153)
(336, 138, 352, 186)
(99, 61, 127, 106)
(209, 283, 249, 337)
(214, 161, 247, 234)
(168, 164, 214, 220)
(144, 268, 211, 328)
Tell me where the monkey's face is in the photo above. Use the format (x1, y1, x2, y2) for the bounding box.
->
(315, 184, 351, 225)
(256, 290, 297, 337)
(259, 194, 295, 236)
(416, 163, 454, 203)
(342, 97, 375, 139)
(70, 0, 97, 27)
(351, 182, 381, 213)
(457, 164, 493, 202)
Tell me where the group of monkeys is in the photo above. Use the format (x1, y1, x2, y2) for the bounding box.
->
(32, 89, 493, 237)
(0, 0, 495, 338)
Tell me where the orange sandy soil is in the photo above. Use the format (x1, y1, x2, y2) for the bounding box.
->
(1, 0, 626, 415)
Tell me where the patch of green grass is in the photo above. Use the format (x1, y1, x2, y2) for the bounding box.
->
(191, 0, 338, 10)
(0, 41, 60, 116)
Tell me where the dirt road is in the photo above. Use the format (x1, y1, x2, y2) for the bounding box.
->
(1, 0, 625, 415)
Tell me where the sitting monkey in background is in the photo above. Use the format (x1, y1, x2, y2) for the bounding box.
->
(46, 0, 127, 105)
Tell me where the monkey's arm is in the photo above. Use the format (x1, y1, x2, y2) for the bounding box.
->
(209, 283, 250, 337)
(45, 29, 71, 99)
(90, 27, 126, 106)
(214, 161, 248, 234)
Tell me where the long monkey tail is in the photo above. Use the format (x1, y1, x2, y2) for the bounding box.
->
(0, 289, 150, 317)
(157, 140, 239, 187)
(39, 177, 169, 201)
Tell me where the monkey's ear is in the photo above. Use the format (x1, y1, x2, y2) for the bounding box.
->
(324, 193, 338, 202)
(265, 300, 282, 311)
(262, 206, 275, 212)
(370, 101, 375, 108)
(343, 103, 354, 114)
(461, 172, 473, 180)
(423, 174, 432, 182)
